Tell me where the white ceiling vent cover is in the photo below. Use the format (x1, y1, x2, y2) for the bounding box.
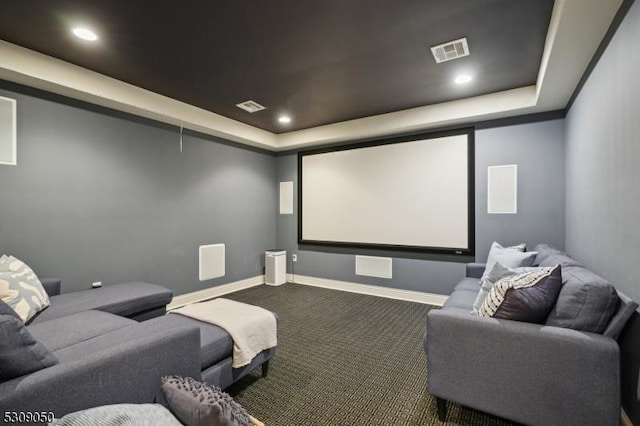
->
(430, 37, 470, 63)
(235, 100, 266, 113)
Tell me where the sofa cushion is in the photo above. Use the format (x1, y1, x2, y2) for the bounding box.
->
(481, 242, 536, 280)
(442, 288, 478, 311)
(492, 265, 562, 323)
(545, 266, 619, 333)
(479, 265, 560, 321)
(0, 255, 50, 323)
(454, 278, 480, 292)
(27, 310, 136, 352)
(29, 282, 172, 324)
(161, 375, 251, 426)
(603, 292, 638, 339)
(0, 314, 58, 382)
(532, 244, 582, 269)
(162, 314, 233, 369)
(51, 315, 199, 364)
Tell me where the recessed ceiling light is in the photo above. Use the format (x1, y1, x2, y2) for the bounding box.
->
(278, 115, 292, 124)
(454, 74, 473, 84)
(72, 27, 98, 41)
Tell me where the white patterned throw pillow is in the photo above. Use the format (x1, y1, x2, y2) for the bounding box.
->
(0, 255, 50, 322)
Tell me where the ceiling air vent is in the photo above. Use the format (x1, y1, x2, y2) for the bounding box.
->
(235, 100, 266, 113)
(430, 37, 470, 63)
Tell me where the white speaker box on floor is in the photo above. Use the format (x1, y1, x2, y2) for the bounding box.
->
(265, 250, 286, 286)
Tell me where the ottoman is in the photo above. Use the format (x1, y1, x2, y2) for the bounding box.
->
(160, 311, 277, 389)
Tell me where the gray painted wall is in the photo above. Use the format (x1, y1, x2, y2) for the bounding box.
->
(564, 2, 640, 422)
(565, 0, 640, 302)
(0, 84, 276, 295)
(475, 120, 566, 260)
(276, 118, 565, 295)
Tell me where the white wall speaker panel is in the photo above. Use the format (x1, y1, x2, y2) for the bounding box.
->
(488, 165, 518, 214)
(0, 96, 17, 165)
(279, 181, 294, 214)
(355, 255, 392, 279)
(199, 243, 225, 281)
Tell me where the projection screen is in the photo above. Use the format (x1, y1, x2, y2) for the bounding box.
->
(298, 129, 474, 255)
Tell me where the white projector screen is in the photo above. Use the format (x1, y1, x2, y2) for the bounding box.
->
(299, 129, 474, 255)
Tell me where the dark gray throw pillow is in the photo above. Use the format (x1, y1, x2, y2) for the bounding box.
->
(0, 299, 20, 319)
(545, 266, 619, 333)
(161, 376, 251, 426)
(0, 314, 58, 382)
(493, 265, 562, 323)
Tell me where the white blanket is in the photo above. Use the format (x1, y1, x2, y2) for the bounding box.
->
(171, 298, 277, 368)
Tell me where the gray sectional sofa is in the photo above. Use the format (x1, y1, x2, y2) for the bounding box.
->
(0, 280, 201, 418)
(1, 279, 276, 419)
(425, 244, 638, 426)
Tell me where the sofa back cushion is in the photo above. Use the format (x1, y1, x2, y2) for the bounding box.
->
(532, 244, 582, 269)
(0, 314, 58, 382)
(545, 266, 619, 333)
(603, 292, 638, 339)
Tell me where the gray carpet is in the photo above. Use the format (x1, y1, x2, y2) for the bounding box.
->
(225, 283, 516, 426)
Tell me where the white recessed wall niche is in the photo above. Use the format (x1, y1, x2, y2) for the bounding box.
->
(279, 181, 294, 215)
(487, 165, 518, 214)
(0, 96, 16, 165)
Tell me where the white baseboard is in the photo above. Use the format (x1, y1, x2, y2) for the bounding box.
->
(168, 273, 448, 310)
(167, 275, 264, 310)
(287, 273, 448, 306)
(621, 408, 633, 426)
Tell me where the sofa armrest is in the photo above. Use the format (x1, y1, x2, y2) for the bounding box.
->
(40, 278, 61, 297)
(0, 323, 201, 418)
(465, 263, 485, 279)
(425, 308, 619, 426)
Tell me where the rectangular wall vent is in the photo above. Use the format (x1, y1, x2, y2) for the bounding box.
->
(430, 37, 470, 63)
(199, 243, 225, 281)
(355, 255, 392, 279)
(235, 100, 266, 113)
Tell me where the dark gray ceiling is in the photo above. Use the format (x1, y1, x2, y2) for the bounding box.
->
(0, 1, 554, 133)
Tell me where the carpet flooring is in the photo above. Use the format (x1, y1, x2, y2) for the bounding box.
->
(225, 283, 517, 426)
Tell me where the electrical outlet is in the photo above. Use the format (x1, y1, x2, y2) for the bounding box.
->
(92, 281, 102, 288)
(292, 254, 298, 262)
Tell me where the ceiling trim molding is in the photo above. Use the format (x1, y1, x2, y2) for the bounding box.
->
(276, 86, 537, 150)
(534, 0, 622, 111)
(0, 40, 278, 150)
(0, 0, 625, 152)
(565, 0, 635, 112)
(275, 109, 567, 157)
